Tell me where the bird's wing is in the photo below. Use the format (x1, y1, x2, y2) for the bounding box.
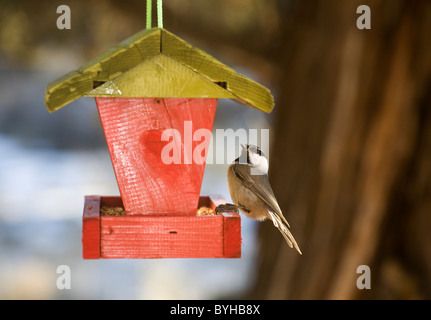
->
(232, 165, 302, 254)
(267, 209, 302, 254)
(232, 165, 290, 227)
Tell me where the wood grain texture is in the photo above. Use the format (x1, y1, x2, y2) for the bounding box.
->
(203, 195, 242, 258)
(82, 196, 101, 259)
(100, 215, 224, 258)
(161, 29, 274, 113)
(89, 54, 236, 99)
(82, 196, 241, 259)
(45, 28, 161, 112)
(223, 212, 242, 258)
(96, 97, 217, 216)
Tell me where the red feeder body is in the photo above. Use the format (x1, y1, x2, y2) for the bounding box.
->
(96, 97, 217, 216)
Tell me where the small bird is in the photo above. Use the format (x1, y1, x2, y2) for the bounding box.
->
(222, 144, 302, 254)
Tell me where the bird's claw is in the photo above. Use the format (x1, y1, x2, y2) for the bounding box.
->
(215, 203, 239, 214)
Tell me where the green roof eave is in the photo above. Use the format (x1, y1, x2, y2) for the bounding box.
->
(45, 28, 274, 113)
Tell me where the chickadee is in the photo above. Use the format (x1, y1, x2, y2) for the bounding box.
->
(224, 144, 302, 254)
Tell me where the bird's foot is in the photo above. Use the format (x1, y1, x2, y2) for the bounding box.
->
(215, 203, 239, 214)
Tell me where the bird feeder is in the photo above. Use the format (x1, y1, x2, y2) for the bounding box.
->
(45, 26, 274, 259)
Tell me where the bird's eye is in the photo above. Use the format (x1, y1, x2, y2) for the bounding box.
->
(246, 151, 252, 165)
(250, 145, 262, 156)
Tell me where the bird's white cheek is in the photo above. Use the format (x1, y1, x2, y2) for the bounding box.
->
(260, 157, 269, 173)
(251, 156, 268, 175)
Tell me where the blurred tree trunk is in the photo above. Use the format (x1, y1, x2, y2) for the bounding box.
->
(250, 0, 431, 299)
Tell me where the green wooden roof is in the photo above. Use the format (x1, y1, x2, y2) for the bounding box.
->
(45, 28, 274, 113)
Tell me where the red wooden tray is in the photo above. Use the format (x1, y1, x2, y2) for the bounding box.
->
(82, 195, 241, 259)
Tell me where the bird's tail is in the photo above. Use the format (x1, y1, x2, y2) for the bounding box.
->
(268, 211, 302, 255)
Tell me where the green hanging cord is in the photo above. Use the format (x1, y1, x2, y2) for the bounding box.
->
(146, 0, 152, 29)
(157, 0, 163, 29)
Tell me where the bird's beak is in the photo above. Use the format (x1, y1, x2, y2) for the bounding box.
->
(241, 144, 246, 150)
